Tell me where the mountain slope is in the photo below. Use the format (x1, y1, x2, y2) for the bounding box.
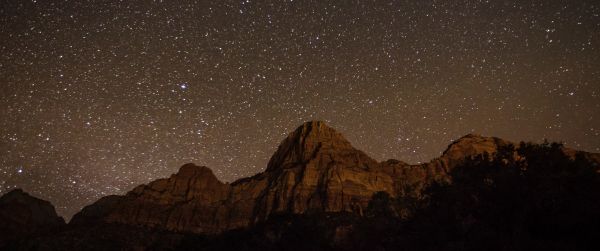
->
(70, 121, 600, 235)
(72, 121, 396, 233)
(5, 121, 600, 250)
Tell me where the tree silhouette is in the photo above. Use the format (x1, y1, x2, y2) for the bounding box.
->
(406, 141, 600, 250)
(366, 191, 395, 218)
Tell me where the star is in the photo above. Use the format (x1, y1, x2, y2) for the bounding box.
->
(0, 0, 597, 220)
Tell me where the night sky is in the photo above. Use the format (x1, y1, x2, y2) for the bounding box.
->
(1, 0, 599, 219)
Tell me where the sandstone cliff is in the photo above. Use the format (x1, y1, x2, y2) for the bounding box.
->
(71, 121, 599, 234)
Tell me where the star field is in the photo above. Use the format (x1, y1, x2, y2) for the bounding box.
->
(1, 0, 599, 218)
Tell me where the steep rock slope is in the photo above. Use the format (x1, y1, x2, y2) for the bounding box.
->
(71, 121, 598, 234)
(253, 121, 395, 218)
(72, 122, 398, 233)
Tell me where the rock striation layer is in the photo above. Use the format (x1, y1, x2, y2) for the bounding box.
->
(255, 121, 392, 218)
(71, 121, 600, 234)
(72, 121, 397, 233)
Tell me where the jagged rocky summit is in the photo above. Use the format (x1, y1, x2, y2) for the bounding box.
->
(3, 121, 600, 250)
(71, 120, 598, 235)
(72, 121, 393, 233)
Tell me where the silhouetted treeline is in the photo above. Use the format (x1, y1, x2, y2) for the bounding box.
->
(179, 142, 600, 250)
(7, 141, 600, 250)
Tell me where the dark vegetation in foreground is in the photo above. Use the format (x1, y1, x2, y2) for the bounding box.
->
(6, 142, 600, 250)
(175, 142, 600, 251)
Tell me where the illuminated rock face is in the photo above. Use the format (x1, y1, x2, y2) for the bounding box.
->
(72, 121, 396, 233)
(71, 121, 600, 234)
(253, 121, 394, 219)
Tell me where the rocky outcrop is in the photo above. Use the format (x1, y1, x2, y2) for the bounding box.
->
(254, 121, 394, 218)
(374, 134, 512, 200)
(71, 121, 599, 235)
(0, 189, 66, 246)
(73, 164, 233, 233)
(72, 122, 398, 234)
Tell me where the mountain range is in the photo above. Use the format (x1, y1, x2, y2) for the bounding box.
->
(2, 121, 599, 250)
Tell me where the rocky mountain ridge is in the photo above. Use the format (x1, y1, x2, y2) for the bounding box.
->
(2, 121, 600, 250)
(68, 121, 600, 234)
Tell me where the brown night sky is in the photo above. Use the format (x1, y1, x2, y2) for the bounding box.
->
(1, 0, 599, 218)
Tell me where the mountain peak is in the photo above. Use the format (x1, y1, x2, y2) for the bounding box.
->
(459, 133, 485, 139)
(288, 121, 347, 141)
(175, 163, 216, 180)
(129, 163, 228, 202)
(442, 134, 511, 161)
(57, 122, 600, 239)
(0, 189, 65, 245)
(2, 188, 26, 197)
(266, 121, 365, 171)
(1, 189, 51, 208)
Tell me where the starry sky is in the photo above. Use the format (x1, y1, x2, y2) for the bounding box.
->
(1, 0, 599, 219)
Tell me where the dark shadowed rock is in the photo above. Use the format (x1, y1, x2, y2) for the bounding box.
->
(0, 189, 65, 246)
(70, 164, 232, 233)
(69, 195, 124, 226)
(6, 121, 600, 251)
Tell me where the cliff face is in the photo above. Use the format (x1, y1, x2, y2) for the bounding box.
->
(72, 121, 399, 233)
(6, 122, 600, 250)
(0, 189, 66, 246)
(72, 164, 233, 233)
(254, 121, 394, 218)
(376, 134, 514, 200)
(70, 121, 597, 234)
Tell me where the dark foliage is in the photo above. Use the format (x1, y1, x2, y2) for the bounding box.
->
(404, 142, 600, 250)
(5, 141, 599, 250)
(177, 212, 359, 251)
